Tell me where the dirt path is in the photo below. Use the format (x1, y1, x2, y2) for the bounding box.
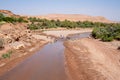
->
(64, 38, 120, 80)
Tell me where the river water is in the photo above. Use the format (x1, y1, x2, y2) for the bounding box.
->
(0, 32, 91, 80)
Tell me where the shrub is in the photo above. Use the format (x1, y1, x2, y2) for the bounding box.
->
(0, 13, 27, 23)
(92, 26, 120, 42)
(28, 24, 39, 30)
(27, 17, 120, 31)
(101, 36, 114, 42)
(2, 51, 13, 59)
(0, 13, 5, 22)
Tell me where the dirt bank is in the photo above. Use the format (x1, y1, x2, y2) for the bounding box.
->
(64, 38, 120, 80)
(0, 41, 47, 76)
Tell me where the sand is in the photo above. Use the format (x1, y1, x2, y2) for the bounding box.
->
(43, 29, 92, 37)
(64, 38, 120, 80)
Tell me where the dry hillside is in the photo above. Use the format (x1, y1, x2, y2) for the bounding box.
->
(37, 14, 112, 23)
(0, 10, 113, 23)
(0, 10, 20, 17)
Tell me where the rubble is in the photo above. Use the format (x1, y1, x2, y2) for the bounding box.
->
(9, 42, 25, 50)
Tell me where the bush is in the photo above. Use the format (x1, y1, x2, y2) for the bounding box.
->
(28, 24, 39, 30)
(0, 13, 5, 22)
(101, 36, 114, 42)
(2, 51, 13, 59)
(27, 17, 120, 31)
(92, 26, 120, 42)
(0, 13, 27, 23)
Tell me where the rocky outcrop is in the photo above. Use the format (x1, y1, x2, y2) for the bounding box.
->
(64, 38, 120, 80)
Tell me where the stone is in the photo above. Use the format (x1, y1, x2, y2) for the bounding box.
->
(9, 42, 25, 49)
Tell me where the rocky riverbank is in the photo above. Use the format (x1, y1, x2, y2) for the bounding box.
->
(0, 23, 51, 76)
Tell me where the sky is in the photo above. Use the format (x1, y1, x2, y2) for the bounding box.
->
(0, 0, 120, 21)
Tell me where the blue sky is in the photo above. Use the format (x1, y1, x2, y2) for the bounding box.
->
(0, 0, 120, 21)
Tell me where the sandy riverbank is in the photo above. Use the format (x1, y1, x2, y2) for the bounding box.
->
(64, 38, 120, 80)
(43, 28, 92, 37)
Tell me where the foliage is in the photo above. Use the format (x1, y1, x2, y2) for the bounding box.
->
(0, 13, 27, 23)
(92, 26, 120, 42)
(2, 51, 13, 59)
(28, 17, 120, 30)
(0, 13, 5, 22)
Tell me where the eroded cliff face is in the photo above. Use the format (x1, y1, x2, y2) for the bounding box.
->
(64, 38, 120, 80)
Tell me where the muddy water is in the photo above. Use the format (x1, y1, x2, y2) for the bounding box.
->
(0, 32, 91, 80)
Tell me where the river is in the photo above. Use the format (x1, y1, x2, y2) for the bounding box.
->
(0, 32, 91, 80)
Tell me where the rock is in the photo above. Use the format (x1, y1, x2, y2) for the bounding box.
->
(29, 47, 36, 52)
(9, 42, 25, 49)
(32, 34, 52, 42)
(23, 42, 32, 47)
(4, 36, 13, 44)
(0, 63, 6, 67)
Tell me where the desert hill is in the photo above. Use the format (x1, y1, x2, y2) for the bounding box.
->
(0, 10, 113, 23)
(0, 10, 20, 18)
(37, 14, 112, 23)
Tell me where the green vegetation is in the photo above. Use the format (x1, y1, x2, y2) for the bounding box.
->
(0, 13, 28, 23)
(0, 21, 6, 25)
(1, 14, 120, 42)
(28, 17, 120, 30)
(2, 51, 13, 59)
(92, 25, 120, 42)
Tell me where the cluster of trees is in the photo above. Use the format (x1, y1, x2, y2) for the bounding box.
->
(1, 15, 120, 42)
(28, 17, 120, 30)
(92, 25, 120, 42)
(0, 13, 27, 23)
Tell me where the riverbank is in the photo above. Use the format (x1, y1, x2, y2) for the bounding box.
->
(43, 28, 92, 37)
(0, 40, 47, 76)
(0, 28, 92, 77)
(64, 38, 120, 80)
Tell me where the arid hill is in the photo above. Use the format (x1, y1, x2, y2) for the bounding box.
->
(0, 10, 113, 23)
(37, 14, 112, 23)
(0, 10, 20, 18)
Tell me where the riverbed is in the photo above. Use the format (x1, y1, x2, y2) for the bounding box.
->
(0, 32, 91, 80)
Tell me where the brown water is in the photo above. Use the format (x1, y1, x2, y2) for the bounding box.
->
(0, 32, 91, 80)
